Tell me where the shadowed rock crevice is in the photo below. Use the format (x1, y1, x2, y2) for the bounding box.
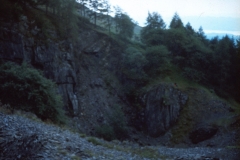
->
(189, 126, 218, 144)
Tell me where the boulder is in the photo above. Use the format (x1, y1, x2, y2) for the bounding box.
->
(142, 84, 188, 137)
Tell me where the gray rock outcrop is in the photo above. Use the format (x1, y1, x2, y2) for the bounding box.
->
(141, 84, 188, 137)
(0, 17, 126, 135)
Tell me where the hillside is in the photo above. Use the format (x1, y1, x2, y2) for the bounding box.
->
(0, 1, 240, 159)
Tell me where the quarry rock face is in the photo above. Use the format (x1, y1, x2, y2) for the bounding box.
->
(0, 19, 238, 145)
(141, 84, 188, 137)
(0, 23, 126, 134)
(0, 28, 79, 116)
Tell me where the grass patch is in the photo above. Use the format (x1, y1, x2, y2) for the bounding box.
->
(79, 133, 86, 138)
(170, 101, 194, 144)
(71, 155, 81, 160)
(226, 146, 240, 149)
(131, 147, 167, 159)
(58, 149, 68, 156)
(101, 141, 167, 159)
(87, 137, 102, 146)
(140, 65, 204, 94)
(102, 143, 114, 149)
(84, 150, 94, 157)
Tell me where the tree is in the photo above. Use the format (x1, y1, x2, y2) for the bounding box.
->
(185, 22, 195, 35)
(57, 0, 79, 40)
(114, 6, 123, 32)
(144, 45, 170, 77)
(140, 12, 166, 45)
(145, 12, 166, 29)
(101, 0, 112, 33)
(37, 0, 64, 15)
(236, 37, 240, 102)
(209, 36, 219, 50)
(197, 26, 208, 45)
(169, 13, 183, 29)
(164, 28, 188, 57)
(122, 47, 147, 80)
(88, 0, 107, 27)
(89, 0, 98, 26)
(203, 35, 238, 99)
(114, 7, 134, 39)
(141, 28, 166, 46)
(77, 0, 89, 17)
(214, 36, 235, 84)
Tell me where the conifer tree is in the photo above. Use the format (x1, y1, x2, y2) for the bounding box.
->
(89, 0, 105, 27)
(101, 0, 112, 33)
(197, 26, 208, 45)
(185, 22, 195, 35)
(114, 7, 134, 38)
(78, 0, 89, 17)
(145, 12, 166, 29)
(140, 12, 166, 45)
(169, 13, 183, 29)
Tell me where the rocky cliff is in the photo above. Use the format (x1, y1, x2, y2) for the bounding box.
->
(0, 16, 126, 135)
(0, 15, 239, 147)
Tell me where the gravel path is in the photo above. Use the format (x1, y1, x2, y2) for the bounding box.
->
(0, 112, 239, 160)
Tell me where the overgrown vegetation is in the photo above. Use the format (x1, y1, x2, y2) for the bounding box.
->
(96, 105, 128, 141)
(87, 137, 102, 145)
(121, 12, 240, 104)
(2, 1, 238, 101)
(0, 62, 66, 124)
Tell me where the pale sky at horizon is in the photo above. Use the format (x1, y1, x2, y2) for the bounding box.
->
(108, 0, 240, 35)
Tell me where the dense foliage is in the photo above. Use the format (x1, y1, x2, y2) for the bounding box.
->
(118, 11, 239, 103)
(114, 11, 135, 38)
(0, 62, 66, 123)
(138, 12, 240, 101)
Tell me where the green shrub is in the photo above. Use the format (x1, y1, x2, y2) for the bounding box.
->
(96, 124, 115, 141)
(182, 67, 205, 83)
(144, 45, 170, 77)
(109, 106, 129, 140)
(123, 46, 147, 80)
(0, 62, 66, 124)
(87, 137, 102, 145)
(95, 105, 128, 141)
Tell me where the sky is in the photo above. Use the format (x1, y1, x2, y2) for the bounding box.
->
(108, 0, 240, 35)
